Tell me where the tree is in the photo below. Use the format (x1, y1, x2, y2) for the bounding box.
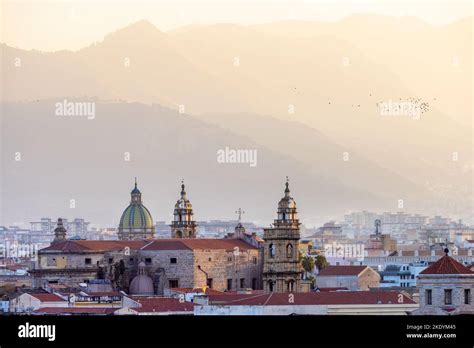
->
(301, 255, 315, 279)
(315, 255, 329, 272)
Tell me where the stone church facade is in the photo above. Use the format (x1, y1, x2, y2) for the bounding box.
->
(32, 238, 262, 294)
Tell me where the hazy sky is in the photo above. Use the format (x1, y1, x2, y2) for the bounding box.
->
(1, 0, 472, 51)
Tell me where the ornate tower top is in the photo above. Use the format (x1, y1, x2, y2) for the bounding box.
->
(180, 179, 186, 198)
(175, 180, 192, 210)
(52, 218, 67, 243)
(275, 177, 298, 225)
(171, 180, 197, 238)
(131, 177, 142, 203)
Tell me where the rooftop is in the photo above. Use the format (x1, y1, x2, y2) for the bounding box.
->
(141, 238, 258, 251)
(29, 293, 66, 302)
(318, 266, 369, 276)
(419, 254, 474, 275)
(40, 240, 149, 253)
(131, 297, 195, 313)
(208, 291, 416, 306)
(39, 238, 258, 253)
(33, 307, 115, 315)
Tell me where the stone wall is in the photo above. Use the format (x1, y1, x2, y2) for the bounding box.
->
(416, 275, 474, 315)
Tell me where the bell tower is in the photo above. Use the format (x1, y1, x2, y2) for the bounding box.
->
(52, 218, 67, 244)
(263, 177, 302, 292)
(171, 180, 197, 238)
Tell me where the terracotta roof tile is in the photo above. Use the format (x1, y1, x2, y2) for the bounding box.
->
(208, 291, 415, 306)
(142, 238, 258, 251)
(420, 255, 474, 275)
(40, 240, 148, 253)
(33, 307, 115, 314)
(30, 293, 66, 302)
(131, 297, 195, 313)
(318, 266, 368, 276)
(169, 287, 224, 295)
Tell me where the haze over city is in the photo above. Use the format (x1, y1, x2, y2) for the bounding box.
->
(1, 0, 473, 227)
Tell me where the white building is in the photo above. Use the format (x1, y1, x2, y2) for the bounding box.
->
(379, 262, 428, 288)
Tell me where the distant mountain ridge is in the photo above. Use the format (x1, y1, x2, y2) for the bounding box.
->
(1, 14, 472, 223)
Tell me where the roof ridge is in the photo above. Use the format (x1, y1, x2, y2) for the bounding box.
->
(141, 240, 155, 250)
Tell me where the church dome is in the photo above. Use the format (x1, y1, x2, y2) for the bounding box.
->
(118, 179, 155, 240)
(129, 262, 154, 295)
(119, 204, 154, 229)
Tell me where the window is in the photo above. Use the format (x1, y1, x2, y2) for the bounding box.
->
(108, 258, 113, 264)
(228, 256, 233, 262)
(208, 258, 212, 262)
(268, 280, 274, 292)
(252, 278, 257, 290)
(170, 258, 177, 264)
(287, 280, 295, 292)
(411, 275, 414, 279)
(207, 278, 213, 289)
(252, 256, 257, 265)
(269, 244, 275, 258)
(227, 279, 233, 291)
(85, 258, 92, 265)
(145, 258, 152, 265)
(129, 258, 134, 265)
(465, 289, 471, 305)
(426, 289, 432, 305)
(444, 289, 452, 305)
(240, 278, 245, 289)
(169, 279, 179, 288)
(286, 244, 293, 258)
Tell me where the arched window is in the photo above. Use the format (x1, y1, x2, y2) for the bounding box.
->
(268, 280, 274, 292)
(287, 279, 295, 292)
(286, 244, 293, 258)
(269, 244, 275, 258)
(282, 212, 286, 221)
(176, 230, 183, 238)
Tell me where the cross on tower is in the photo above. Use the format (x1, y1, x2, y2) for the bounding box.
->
(235, 208, 245, 223)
